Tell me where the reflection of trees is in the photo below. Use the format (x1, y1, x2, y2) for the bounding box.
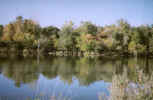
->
(144, 56, 153, 75)
(41, 58, 58, 79)
(114, 57, 153, 81)
(42, 57, 115, 85)
(0, 58, 39, 87)
(0, 57, 115, 87)
(75, 58, 112, 85)
(57, 57, 76, 84)
(0, 56, 152, 87)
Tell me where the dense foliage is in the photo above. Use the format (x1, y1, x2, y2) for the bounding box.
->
(0, 16, 153, 56)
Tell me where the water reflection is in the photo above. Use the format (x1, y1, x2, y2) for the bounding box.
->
(0, 57, 116, 87)
(0, 56, 152, 100)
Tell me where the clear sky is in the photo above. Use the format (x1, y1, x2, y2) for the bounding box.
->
(0, 0, 153, 27)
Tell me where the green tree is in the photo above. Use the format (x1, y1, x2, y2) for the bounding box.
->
(76, 33, 97, 52)
(56, 21, 79, 50)
(98, 25, 117, 51)
(137, 25, 152, 55)
(128, 25, 153, 55)
(113, 19, 131, 53)
(23, 19, 41, 37)
(0, 25, 3, 38)
(42, 26, 60, 38)
(78, 21, 98, 35)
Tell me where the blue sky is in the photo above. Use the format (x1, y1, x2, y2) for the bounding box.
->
(0, 0, 153, 27)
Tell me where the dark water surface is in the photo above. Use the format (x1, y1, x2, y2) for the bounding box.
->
(0, 56, 152, 100)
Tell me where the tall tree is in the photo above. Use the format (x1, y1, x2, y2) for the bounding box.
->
(23, 19, 41, 35)
(138, 25, 152, 55)
(113, 19, 131, 53)
(56, 21, 79, 50)
(14, 16, 24, 34)
(0, 25, 3, 38)
(42, 26, 60, 38)
(2, 23, 15, 41)
(78, 21, 98, 35)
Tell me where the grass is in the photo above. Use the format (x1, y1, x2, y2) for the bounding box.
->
(109, 68, 153, 100)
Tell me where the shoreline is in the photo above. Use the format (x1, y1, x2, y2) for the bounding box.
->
(0, 48, 152, 58)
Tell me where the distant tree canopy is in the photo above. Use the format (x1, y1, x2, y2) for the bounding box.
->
(42, 26, 60, 38)
(1, 16, 153, 56)
(77, 21, 98, 35)
(2, 16, 41, 41)
(55, 21, 79, 50)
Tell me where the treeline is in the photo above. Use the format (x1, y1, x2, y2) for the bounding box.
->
(0, 16, 153, 56)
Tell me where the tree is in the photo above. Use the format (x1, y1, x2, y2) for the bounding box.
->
(76, 34, 97, 52)
(113, 19, 131, 53)
(2, 23, 15, 41)
(23, 19, 41, 37)
(42, 26, 60, 38)
(56, 21, 79, 50)
(78, 21, 97, 35)
(14, 16, 24, 34)
(0, 25, 3, 38)
(2, 16, 41, 42)
(128, 25, 153, 55)
(137, 25, 152, 55)
(98, 25, 117, 51)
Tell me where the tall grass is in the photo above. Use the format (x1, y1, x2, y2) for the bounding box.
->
(109, 68, 153, 100)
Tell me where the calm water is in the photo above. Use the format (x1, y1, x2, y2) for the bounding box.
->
(0, 56, 152, 100)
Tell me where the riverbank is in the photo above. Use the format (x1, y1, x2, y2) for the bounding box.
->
(0, 48, 153, 58)
(0, 41, 153, 58)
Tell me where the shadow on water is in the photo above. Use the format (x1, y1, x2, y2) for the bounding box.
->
(0, 56, 152, 100)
